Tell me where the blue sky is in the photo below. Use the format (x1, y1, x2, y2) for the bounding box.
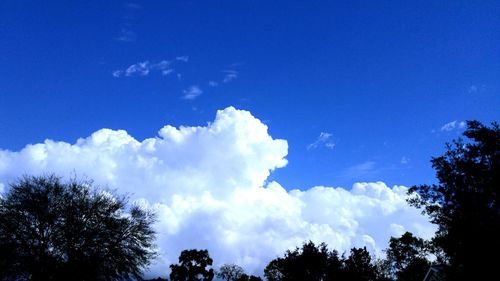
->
(1, 0, 499, 190)
(1, 1, 499, 276)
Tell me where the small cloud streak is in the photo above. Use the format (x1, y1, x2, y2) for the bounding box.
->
(114, 2, 142, 42)
(115, 28, 137, 42)
(125, 2, 142, 9)
(162, 69, 174, 76)
(222, 70, 238, 83)
(125, 61, 150, 76)
(208, 81, 218, 87)
(468, 85, 478, 94)
(400, 157, 409, 165)
(112, 70, 123, 78)
(341, 161, 378, 179)
(440, 120, 466, 132)
(176, 56, 189, 62)
(182, 85, 203, 100)
(307, 132, 335, 150)
(467, 84, 486, 94)
(113, 60, 175, 78)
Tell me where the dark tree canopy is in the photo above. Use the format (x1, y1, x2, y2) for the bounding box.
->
(236, 274, 262, 281)
(264, 241, 335, 281)
(264, 241, 384, 281)
(217, 263, 262, 281)
(0, 175, 156, 281)
(385, 232, 430, 281)
(408, 121, 500, 279)
(217, 263, 245, 281)
(344, 247, 376, 281)
(170, 249, 214, 281)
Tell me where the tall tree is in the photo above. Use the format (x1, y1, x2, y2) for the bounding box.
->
(344, 247, 376, 281)
(170, 249, 215, 281)
(385, 232, 430, 281)
(408, 121, 500, 279)
(0, 175, 156, 281)
(264, 241, 351, 281)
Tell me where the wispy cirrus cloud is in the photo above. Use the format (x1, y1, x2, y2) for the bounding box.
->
(176, 56, 189, 62)
(467, 84, 486, 94)
(400, 156, 410, 165)
(162, 69, 174, 76)
(125, 2, 142, 10)
(125, 61, 151, 76)
(114, 3, 142, 42)
(182, 85, 203, 100)
(112, 60, 174, 78)
(440, 120, 466, 132)
(115, 28, 137, 42)
(222, 70, 238, 83)
(307, 132, 336, 150)
(112, 58, 242, 101)
(345, 161, 377, 176)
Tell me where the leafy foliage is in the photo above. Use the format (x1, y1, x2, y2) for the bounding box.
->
(408, 121, 500, 279)
(236, 274, 263, 281)
(217, 263, 262, 281)
(264, 241, 386, 281)
(170, 249, 215, 281)
(0, 175, 156, 281)
(385, 232, 430, 281)
(217, 264, 245, 281)
(344, 247, 376, 281)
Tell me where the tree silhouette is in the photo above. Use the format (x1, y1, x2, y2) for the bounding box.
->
(217, 264, 245, 281)
(217, 264, 262, 281)
(0, 175, 156, 281)
(344, 247, 376, 281)
(264, 241, 334, 281)
(408, 121, 500, 279)
(263, 241, 386, 281)
(385, 232, 430, 281)
(263, 258, 284, 281)
(236, 274, 263, 281)
(170, 249, 215, 281)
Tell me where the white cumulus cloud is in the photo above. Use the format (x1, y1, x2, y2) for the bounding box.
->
(0, 107, 434, 278)
(440, 120, 466, 132)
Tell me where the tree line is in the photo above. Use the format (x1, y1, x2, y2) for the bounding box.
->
(156, 230, 431, 281)
(0, 120, 498, 280)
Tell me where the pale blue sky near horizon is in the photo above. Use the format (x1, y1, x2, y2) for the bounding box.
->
(1, 0, 499, 190)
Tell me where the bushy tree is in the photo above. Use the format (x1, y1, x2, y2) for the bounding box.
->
(217, 264, 262, 281)
(385, 232, 430, 281)
(0, 175, 156, 281)
(170, 249, 214, 281)
(264, 241, 335, 281)
(344, 247, 376, 281)
(236, 274, 263, 281)
(408, 121, 500, 279)
(264, 241, 386, 281)
(217, 264, 245, 281)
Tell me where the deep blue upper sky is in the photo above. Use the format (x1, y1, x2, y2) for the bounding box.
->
(1, 0, 499, 189)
